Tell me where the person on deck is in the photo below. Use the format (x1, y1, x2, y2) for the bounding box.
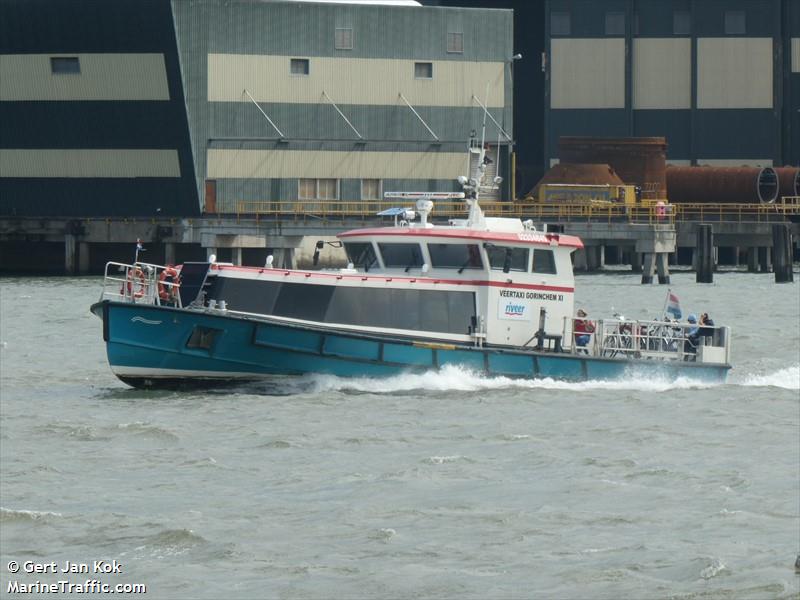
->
(684, 314, 700, 359)
(574, 309, 595, 351)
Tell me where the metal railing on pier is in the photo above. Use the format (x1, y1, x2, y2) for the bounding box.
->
(232, 196, 800, 225)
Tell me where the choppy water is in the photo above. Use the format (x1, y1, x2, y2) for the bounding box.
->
(1, 271, 798, 599)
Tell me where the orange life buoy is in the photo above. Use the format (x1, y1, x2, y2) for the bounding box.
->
(158, 266, 180, 301)
(126, 267, 146, 299)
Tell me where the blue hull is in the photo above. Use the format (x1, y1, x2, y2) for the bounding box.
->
(92, 301, 730, 388)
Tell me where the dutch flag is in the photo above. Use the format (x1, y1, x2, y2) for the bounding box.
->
(665, 291, 682, 320)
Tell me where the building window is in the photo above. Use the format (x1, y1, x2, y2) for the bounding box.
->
(335, 28, 353, 50)
(724, 11, 745, 35)
(414, 62, 433, 79)
(446, 32, 463, 53)
(317, 178, 337, 200)
(361, 179, 381, 201)
(298, 178, 316, 200)
(50, 57, 80, 74)
(299, 178, 339, 202)
(290, 58, 309, 75)
(550, 11, 570, 36)
(605, 11, 625, 35)
(673, 11, 691, 35)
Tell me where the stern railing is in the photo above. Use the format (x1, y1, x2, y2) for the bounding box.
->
(565, 317, 731, 365)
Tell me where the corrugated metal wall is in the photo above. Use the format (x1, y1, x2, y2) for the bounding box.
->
(545, 0, 799, 170)
(0, 0, 199, 217)
(172, 1, 514, 211)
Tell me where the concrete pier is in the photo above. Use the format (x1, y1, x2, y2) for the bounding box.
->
(641, 252, 670, 284)
(758, 247, 772, 273)
(165, 242, 176, 266)
(64, 234, 77, 275)
(587, 245, 605, 271)
(78, 242, 90, 274)
(747, 247, 759, 272)
(3, 215, 798, 277)
(630, 252, 643, 273)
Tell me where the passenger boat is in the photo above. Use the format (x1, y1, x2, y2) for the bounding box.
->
(90, 142, 731, 388)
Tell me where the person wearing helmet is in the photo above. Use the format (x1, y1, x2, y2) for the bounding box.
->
(684, 314, 700, 359)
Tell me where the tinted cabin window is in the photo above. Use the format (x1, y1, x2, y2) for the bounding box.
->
(207, 277, 475, 335)
(325, 287, 475, 334)
(532, 249, 557, 274)
(344, 242, 378, 270)
(486, 246, 529, 272)
(428, 244, 483, 270)
(379, 243, 423, 269)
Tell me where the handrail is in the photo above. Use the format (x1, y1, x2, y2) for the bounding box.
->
(566, 316, 731, 365)
(232, 198, 800, 224)
(100, 261, 182, 308)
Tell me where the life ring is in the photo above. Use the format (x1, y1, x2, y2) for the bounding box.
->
(158, 266, 180, 301)
(126, 267, 146, 299)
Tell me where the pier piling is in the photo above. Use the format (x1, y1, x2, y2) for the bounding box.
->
(772, 224, 794, 283)
(696, 224, 714, 283)
(758, 247, 772, 273)
(747, 247, 759, 272)
(64, 234, 77, 275)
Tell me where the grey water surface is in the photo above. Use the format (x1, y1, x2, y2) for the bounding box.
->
(1, 271, 798, 599)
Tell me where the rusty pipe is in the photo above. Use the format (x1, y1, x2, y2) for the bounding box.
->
(666, 166, 779, 204)
(775, 167, 800, 198)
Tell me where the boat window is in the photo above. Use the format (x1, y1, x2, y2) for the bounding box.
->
(203, 277, 476, 335)
(486, 245, 529, 272)
(326, 287, 475, 334)
(533, 249, 557, 274)
(427, 244, 483, 270)
(186, 326, 221, 351)
(378, 243, 423, 270)
(343, 242, 378, 271)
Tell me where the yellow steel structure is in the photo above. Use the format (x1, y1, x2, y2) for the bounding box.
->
(234, 197, 800, 225)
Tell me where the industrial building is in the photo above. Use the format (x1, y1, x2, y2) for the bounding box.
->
(0, 0, 514, 218)
(0, 0, 798, 275)
(542, 0, 799, 172)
